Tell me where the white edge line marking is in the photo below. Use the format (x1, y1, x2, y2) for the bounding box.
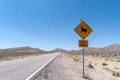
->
(25, 53, 60, 80)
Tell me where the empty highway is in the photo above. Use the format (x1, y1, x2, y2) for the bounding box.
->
(0, 53, 59, 80)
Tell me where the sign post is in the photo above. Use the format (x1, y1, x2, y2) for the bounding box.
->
(83, 46, 85, 78)
(74, 19, 93, 78)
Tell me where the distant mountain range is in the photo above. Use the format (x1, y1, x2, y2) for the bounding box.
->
(68, 44, 120, 56)
(0, 46, 46, 59)
(0, 44, 120, 59)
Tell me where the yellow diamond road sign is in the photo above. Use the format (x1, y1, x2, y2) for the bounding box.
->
(74, 21, 93, 39)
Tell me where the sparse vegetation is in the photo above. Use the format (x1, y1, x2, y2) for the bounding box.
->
(116, 59, 120, 62)
(103, 67, 111, 71)
(84, 75, 93, 80)
(110, 59, 114, 62)
(102, 62, 108, 66)
(114, 67, 119, 70)
(87, 63, 94, 68)
(105, 58, 109, 61)
(112, 70, 120, 77)
(103, 67, 120, 77)
(73, 55, 80, 62)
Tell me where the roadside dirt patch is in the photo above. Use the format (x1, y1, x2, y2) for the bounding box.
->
(41, 54, 120, 80)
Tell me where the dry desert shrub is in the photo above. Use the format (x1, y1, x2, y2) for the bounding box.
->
(110, 59, 115, 62)
(114, 67, 119, 70)
(103, 67, 120, 77)
(87, 63, 94, 69)
(112, 70, 120, 77)
(103, 67, 111, 71)
(73, 55, 80, 62)
(102, 62, 108, 66)
(116, 59, 120, 62)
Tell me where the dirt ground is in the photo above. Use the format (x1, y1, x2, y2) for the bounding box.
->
(45, 53, 120, 80)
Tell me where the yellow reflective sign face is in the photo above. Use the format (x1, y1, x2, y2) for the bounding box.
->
(79, 40, 88, 47)
(74, 21, 93, 39)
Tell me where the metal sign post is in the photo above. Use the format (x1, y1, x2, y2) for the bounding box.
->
(83, 46, 85, 78)
(74, 19, 93, 78)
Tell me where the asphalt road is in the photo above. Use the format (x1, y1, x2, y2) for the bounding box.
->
(0, 53, 59, 80)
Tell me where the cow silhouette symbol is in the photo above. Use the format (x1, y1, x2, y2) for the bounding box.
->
(81, 27, 87, 33)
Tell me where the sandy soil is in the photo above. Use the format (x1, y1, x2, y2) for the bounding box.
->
(43, 54, 86, 80)
(42, 53, 120, 80)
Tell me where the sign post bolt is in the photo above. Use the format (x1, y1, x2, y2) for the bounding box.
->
(80, 18, 83, 22)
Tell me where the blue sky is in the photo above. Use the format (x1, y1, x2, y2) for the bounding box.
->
(0, 0, 120, 50)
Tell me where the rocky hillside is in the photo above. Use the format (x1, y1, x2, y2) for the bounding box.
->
(50, 48, 68, 53)
(0, 46, 46, 59)
(69, 44, 120, 56)
(51, 44, 120, 57)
